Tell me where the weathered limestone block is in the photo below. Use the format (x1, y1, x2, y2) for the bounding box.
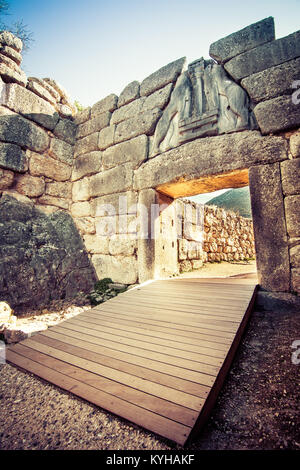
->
(285, 195, 300, 238)
(43, 78, 73, 109)
(225, 30, 300, 81)
(26, 77, 57, 105)
(118, 81, 140, 107)
(109, 235, 136, 256)
(72, 151, 102, 181)
(0, 31, 23, 52)
(38, 195, 69, 210)
(0, 168, 14, 189)
(137, 189, 157, 283)
(249, 162, 290, 291)
(209, 17, 275, 64)
(74, 132, 99, 157)
(74, 217, 95, 234)
(72, 177, 90, 202)
(71, 201, 91, 217)
(0, 53, 21, 72)
(98, 125, 115, 150)
(45, 181, 72, 198)
(29, 152, 71, 181)
(91, 94, 118, 117)
(0, 142, 27, 172)
(76, 111, 111, 139)
(73, 107, 91, 125)
(280, 158, 300, 195)
(192, 260, 203, 269)
(90, 191, 137, 217)
(111, 98, 143, 125)
(290, 243, 300, 268)
(83, 234, 109, 254)
(291, 268, 300, 293)
(114, 108, 162, 144)
(254, 95, 300, 134)
(31, 77, 61, 103)
(53, 118, 76, 145)
(92, 253, 138, 284)
(140, 57, 186, 97)
(241, 57, 300, 103)
(102, 135, 148, 170)
(49, 137, 73, 165)
(89, 163, 133, 197)
(178, 238, 188, 260)
(0, 45, 22, 65)
(57, 104, 73, 118)
(1, 83, 59, 130)
(134, 131, 287, 191)
(15, 174, 45, 197)
(290, 130, 300, 157)
(0, 114, 49, 152)
(0, 63, 27, 87)
(180, 260, 192, 272)
(111, 84, 172, 126)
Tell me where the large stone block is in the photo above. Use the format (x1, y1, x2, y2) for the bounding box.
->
(49, 137, 73, 165)
(0, 63, 27, 87)
(249, 162, 290, 292)
(140, 57, 186, 97)
(0, 45, 22, 65)
(72, 151, 102, 181)
(38, 195, 69, 210)
(92, 253, 138, 284)
(83, 234, 109, 254)
(0, 142, 27, 172)
(45, 181, 72, 198)
(29, 152, 71, 181)
(91, 94, 118, 117)
(225, 30, 300, 81)
(254, 95, 300, 134)
(98, 125, 115, 150)
(26, 78, 57, 105)
(15, 174, 45, 197)
(102, 135, 148, 170)
(114, 108, 162, 144)
(73, 107, 91, 125)
(53, 118, 76, 145)
(89, 163, 133, 197)
(90, 191, 137, 217)
(109, 235, 136, 256)
(290, 130, 300, 157)
(76, 111, 111, 139)
(241, 57, 300, 103)
(111, 98, 143, 125)
(209, 17, 275, 64)
(280, 158, 300, 195)
(74, 131, 99, 157)
(133, 131, 288, 191)
(0, 114, 49, 152)
(0, 168, 14, 189)
(290, 243, 300, 268)
(71, 201, 91, 217)
(72, 177, 90, 202)
(0, 31, 23, 52)
(118, 81, 140, 108)
(1, 83, 59, 130)
(285, 195, 300, 238)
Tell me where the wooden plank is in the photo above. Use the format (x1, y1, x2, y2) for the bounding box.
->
(66, 317, 227, 362)
(48, 321, 222, 374)
(6, 349, 190, 446)
(39, 329, 211, 398)
(76, 313, 229, 354)
(13, 339, 202, 414)
(83, 309, 236, 342)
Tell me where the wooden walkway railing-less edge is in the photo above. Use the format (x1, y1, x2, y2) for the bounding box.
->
(6, 277, 258, 446)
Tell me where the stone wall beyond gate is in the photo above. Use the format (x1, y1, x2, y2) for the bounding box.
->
(0, 17, 300, 308)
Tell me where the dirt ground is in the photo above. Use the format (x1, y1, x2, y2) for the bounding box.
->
(0, 261, 299, 451)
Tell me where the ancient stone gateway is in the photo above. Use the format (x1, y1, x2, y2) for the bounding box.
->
(0, 17, 300, 310)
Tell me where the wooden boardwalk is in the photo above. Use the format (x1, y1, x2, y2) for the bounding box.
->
(6, 277, 257, 446)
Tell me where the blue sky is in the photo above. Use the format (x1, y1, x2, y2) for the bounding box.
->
(6, 0, 300, 108)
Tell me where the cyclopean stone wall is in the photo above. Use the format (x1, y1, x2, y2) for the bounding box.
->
(177, 199, 255, 273)
(0, 16, 300, 309)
